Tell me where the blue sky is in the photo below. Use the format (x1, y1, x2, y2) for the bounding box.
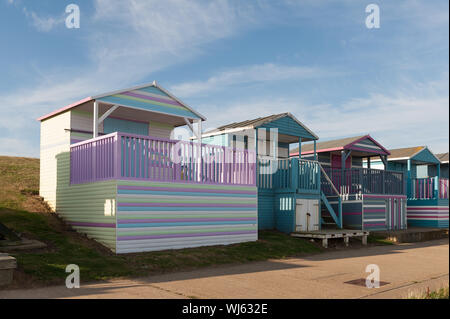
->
(0, 0, 448, 157)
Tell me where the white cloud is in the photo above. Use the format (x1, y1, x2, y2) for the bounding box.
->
(170, 63, 338, 97)
(22, 7, 64, 32)
(0, 0, 266, 157)
(196, 76, 449, 153)
(89, 0, 263, 80)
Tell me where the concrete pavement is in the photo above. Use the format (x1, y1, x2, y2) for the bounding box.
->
(0, 238, 448, 299)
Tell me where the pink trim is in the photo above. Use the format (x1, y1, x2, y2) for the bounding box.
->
(291, 147, 343, 156)
(37, 97, 93, 121)
(348, 146, 390, 155)
(344, 135, 391, 156)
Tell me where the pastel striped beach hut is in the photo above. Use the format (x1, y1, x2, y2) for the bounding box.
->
(368, 147, 449, 228)
(38, 82, 257, 253)
(199, 113, 326, 233)
(291, 135, 408, 231)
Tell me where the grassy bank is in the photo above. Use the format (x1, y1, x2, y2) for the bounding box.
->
(0, 156, 321, 288)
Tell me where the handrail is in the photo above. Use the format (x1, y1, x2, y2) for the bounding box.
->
(319, 163, 342, 228)
(319, 164, 340, 196)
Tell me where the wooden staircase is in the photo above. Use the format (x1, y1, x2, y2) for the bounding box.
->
(319, 164, 343, 229)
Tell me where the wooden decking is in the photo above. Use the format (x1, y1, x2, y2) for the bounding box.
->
(291, 229, 369, 248)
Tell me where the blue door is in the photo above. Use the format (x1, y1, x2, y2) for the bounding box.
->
(103, 118, 149, 135)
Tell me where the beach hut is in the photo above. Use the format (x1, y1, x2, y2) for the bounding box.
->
(429, 153, 449, 179)
(291, 135, 407, 231)
(37, 82, 257, 253)
(200, 113, 328, 233)
(368, 147, 448, 228)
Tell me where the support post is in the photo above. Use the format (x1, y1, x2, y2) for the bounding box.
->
(194, 119, 202, 182)
(434, 163, 441, 199)
(341, 150, 346, 196)
(298, 137, 302, 159)
(344, 236, 349, 247)
(362, 235, 368, 246)
(367, 157, 371, 169)
(255, 129, 258, 187)
(314, 140, 317, 161)
(322, 237, 328, 249)
(407, 159, 412, 198)
(93, 101, 99, 138)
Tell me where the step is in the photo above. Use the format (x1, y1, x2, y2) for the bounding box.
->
(0, 253, 17, 286)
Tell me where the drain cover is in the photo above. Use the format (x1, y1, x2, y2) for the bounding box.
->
(344, 278, 390, 287)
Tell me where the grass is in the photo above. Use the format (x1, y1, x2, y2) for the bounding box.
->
(0, 156, 321, 288)
(367, 235, 395, 245)
(409, 287, 449, 299)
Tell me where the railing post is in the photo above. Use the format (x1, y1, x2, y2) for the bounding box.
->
(433, 176, 439, 199)
(115, 133, 121, 179)
(291, 158, 299, 191)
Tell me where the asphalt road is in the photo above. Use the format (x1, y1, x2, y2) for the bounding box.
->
(1, 239, 448, 299)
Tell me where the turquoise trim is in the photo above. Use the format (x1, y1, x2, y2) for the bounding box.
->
(118, 206, 257, 211)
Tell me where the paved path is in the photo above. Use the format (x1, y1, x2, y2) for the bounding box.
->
(1, 239, 448, 299)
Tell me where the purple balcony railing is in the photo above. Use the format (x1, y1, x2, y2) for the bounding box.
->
(321, 167, 405, 196)
(409, 177, 449, 200)
(70, 132, 256, 186)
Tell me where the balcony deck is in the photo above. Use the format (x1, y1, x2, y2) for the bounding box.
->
(70, 132, 256, 186)
(257, 158, 405, 196)
(408, 177, 449, 200)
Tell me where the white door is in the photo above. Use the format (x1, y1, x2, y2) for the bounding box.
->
(309, 200, 319, 231)
(295, 199, 308, 232)
(295, 199, 319, 232)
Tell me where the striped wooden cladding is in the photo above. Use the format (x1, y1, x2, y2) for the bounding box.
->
(115, 180, 258, 253)
(363, 195, 407, 231)
(407, 200, 449, 228)
(70, 132, 256, 186)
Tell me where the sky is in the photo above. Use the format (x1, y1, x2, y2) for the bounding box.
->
(0, 0, 448, 158)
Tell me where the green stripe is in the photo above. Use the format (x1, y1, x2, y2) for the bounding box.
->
(118, 214, 255, 219)
(114, 94, 188, 111)
(71, 132, 93, 138)
(117, 226, 256, 236)
(117, 197, 256, 204)
(150, 121, 173, 129)
(71, 109, 93, 117)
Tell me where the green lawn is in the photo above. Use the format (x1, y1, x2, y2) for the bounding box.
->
(0, 156, 321, 287)
(409, 287, 449, 299)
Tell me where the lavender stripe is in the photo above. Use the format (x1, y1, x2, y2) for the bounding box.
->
(117, 230, 257, 241)
(69, 222, 115, 228)
(117, 185, 257, 195)
(118, 217, 256, 224)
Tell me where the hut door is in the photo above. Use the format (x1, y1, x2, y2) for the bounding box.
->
(331, 154, 352, 191)
(295, 199, 319, 232)
(331, 154, 352, 169)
